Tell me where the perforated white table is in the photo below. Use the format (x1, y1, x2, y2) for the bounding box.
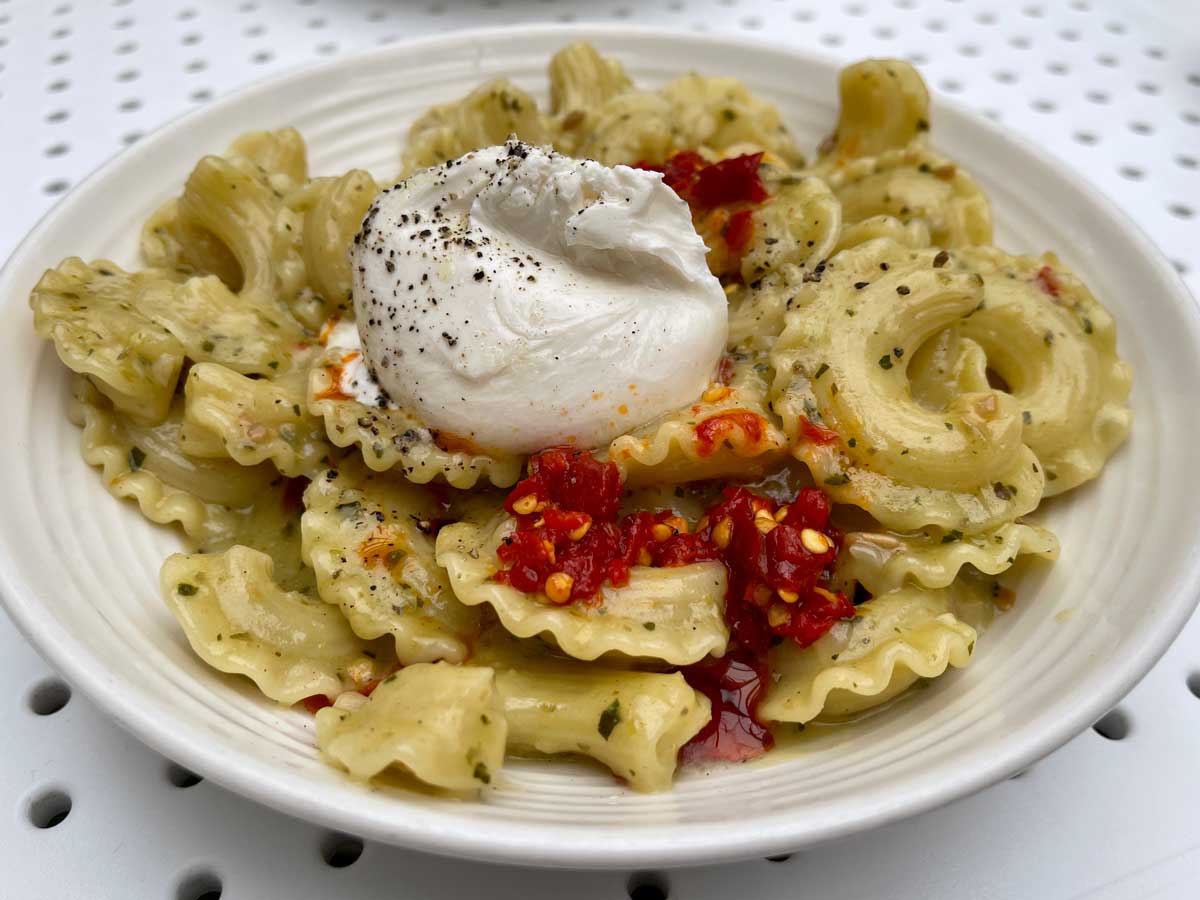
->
(2, 1, 1199, 897)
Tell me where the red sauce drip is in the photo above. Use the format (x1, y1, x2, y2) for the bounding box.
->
(716, 354, 736, 385)
(680, 652, 774, 764)
(280, 475, 311, 513)
(1034, 265, 1062, 297)
(313, 351, 359, 402)
(693, 410, 768, 458)
(300, 695, 333, 714)
(798, 416, 840, 446)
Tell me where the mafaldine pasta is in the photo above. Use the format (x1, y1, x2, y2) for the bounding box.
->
(31, 44, 1131, 794)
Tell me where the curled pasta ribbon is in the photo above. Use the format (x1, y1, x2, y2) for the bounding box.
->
(760, 584, 978, 724)
(279, 170, 379, 328)
(316, 663, 506, 791)
(822, 145, 993, 248)
(547, 42, 633, 154)
(493, 666, 711, 793)
(306, 346, 524, 489)
(32, 256, 306, 421)
(300, 460, 480, 665)
(143, 129, 373, 329)
(771, 239, 1044, 533)
(948, 247, 1133, 496)
(658, 75, 806, 168)
(401, 79, 547, 175)
(180, 358, 331, 478)
(142, 129, 305, 285)
(739, 171, 841, 287)
(606, 350, 788, 486)
(817, 58, 931, 163)
(435, 514, 729, 666)
(573, 90, 678, 166)
(162, 545, 393, 706)
(72, 378, 273, 543)
(32, 259, 185, 423)
(836, 522, 1060, 597)
(831, 214, 931, 255)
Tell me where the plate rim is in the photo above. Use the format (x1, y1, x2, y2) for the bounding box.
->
(2, 22, 1199, 869)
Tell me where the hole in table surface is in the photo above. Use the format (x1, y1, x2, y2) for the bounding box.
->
(1186, 672, 1200, 699)
(28, 678, 71, 715)
(28, 789, 71, 829)
(176, 871, 222, 900)
(628, 872, 669, 900)
(321, 833, 364, 868)
(1093, 709, 1131, 741)
(166, 762, 203, 788)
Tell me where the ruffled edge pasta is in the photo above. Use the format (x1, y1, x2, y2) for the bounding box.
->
(760, 585, 978, 723)
(72, 378, 239, 544)
(435, 515, 729, 665)
(837, 521, 1060, 596)
(307, 347, 524, 489)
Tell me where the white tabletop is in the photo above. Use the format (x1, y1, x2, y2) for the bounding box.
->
(2, 1, 1199, 897)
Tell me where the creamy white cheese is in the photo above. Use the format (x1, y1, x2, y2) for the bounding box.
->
(349, 139, 727, 454)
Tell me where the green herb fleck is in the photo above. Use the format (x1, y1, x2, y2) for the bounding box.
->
(847, 437, 857, 448)
(598, 698, 622, 740)
(878, 355, 893, 370)
(128, 446, 146, 470)
(941, 529, 964, 544)
(1022, 410, 1033, 425)
(176, 582, 198, 596)
(201, 339, 215, 353)
(814, 363, 830, 379)
(473, 762, 491, 785)
(824, 473, 851, 486)
(643, 622, 656, 631)
(992, 482, 1016, 501)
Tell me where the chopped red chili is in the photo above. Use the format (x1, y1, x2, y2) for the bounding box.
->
(798, 416, 840, 445)
(493, 452, 852, 651)
(1034, 265, 1062, 297)
(693, 409, 768, 457)
(635, 151, 770, 279)
(492, 452, 855, 766)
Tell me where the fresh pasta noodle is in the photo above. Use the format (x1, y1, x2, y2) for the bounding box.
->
(823, 146, 993, 248)
(31, 45, 1131, 796)
(162, 545, 392, 705)
(949, 247, 1133, 495)
(401, 80, 547, 175)
(437, 514, 729, 665)
(307, 346, 525, 488)
(770, 239, 1045, 533)
(605, 351, 788, 486)
(301, 461, 481, 664)
(817, 58, 932, 163)
(72, 379, 244, 543)
(181, 357, 331, 478)
(835, 522, 1060, 597)
(760, 584, 980, 724)
(316, 663, 506, 790)
(494, 666, 711, 792)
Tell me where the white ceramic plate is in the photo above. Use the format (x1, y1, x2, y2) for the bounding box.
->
(2, 26, 1198, 869)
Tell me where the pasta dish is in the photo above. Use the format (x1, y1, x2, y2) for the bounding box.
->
(29, 44, 1131, 794)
